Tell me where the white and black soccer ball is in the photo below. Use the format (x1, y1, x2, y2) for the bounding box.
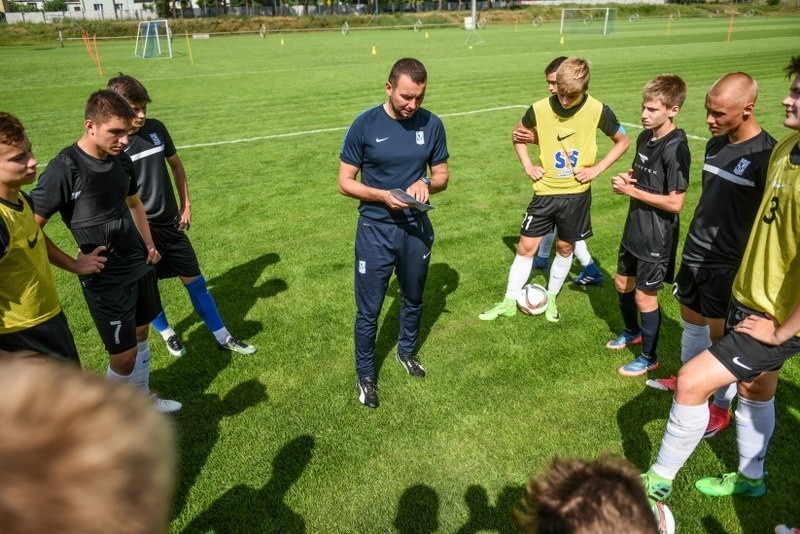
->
(517, 284, 548, 315)
(652, 501, 676, 534)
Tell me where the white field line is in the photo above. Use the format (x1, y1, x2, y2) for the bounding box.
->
(170, 106, 707, 150)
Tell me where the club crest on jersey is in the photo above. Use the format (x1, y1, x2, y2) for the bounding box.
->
(734, 158, 751, 176)
(416, 131, 425, 145)
(149, 133, 162, 146)
(358, 260, 366, 274)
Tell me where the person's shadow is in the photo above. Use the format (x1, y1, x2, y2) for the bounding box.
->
(172, 252, 287, 344)
(394, 484, 440, 534)
(182, 435, 315, 534)
(373, 262, 459, 377)
(456, 484, 524, 534)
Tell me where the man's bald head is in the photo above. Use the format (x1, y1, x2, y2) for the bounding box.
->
(708, 72, 759, 107)
(705, 72, 762, 141)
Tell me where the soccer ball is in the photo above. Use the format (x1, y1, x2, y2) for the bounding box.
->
(517, 284, 548, 315)
(652, 501, 676, 534)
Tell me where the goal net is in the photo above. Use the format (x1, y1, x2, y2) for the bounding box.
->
(560, 8, 616, 35)
(135, 20, 173, 59)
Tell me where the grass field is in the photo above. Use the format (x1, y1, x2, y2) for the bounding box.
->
(2, 13, 800, 533)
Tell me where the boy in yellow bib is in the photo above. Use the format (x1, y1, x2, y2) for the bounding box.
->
(480, 57, 629, 322)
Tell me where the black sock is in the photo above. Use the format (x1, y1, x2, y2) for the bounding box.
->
(640, 307, 662, 360)
(619, 291, 640, 335)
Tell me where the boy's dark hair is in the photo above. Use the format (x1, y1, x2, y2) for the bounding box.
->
(642, 74, 687, 110)
(785, 55, 800, 78)
(544, 56, 568, 76)
(0, 112, 26, 146)
(107, 73, 152, 105)
(514, 454, 658, 534)
(84, 90, 136, 125)
(388, 58, 427, 86)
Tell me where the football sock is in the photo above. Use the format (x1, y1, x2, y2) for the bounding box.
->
(152, 310, 171, 336)
(618, 290, 640, 334)
(538, 232, 555, 259)
(212, 327, 232, 345)
(547, 252, 573, 295)
(680, 319, 711, 364)
(106, 366, 132, 383)
(185, 275, 225, 333)
(736, 396, 774, 480)
(573, 240, 592, 267)
(640, 307, 661, 359)
(131, 340, 151, 393)
(713, 383, 738, 410)
(654, 401, 709, 480)
(504, 255, 533, 300)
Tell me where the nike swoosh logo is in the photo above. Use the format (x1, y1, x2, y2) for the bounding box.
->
(732, 357, 753, 370)
(376, 137, 389, 143)
(644, 280, 659, 286)
(27, 229, 39, 249)
(557, 132, 575, 142)
(423, 251, 431, 260)
(705, 154, 717, 160)
(580, 230, 591, 238)
(773, 182, 790, 189)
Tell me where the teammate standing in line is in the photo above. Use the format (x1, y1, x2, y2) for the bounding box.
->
(338, 58, 449, 408)
(607, 75, 690, 377)
(480, 57, 629, 323)
(647, 73, 775, 441)
(513, 56, 605, 285)
(31, 90, 181, 412)
(642, 56, 800, 504)
(107, 74, 255, 357)
(0, 112, 87, 364)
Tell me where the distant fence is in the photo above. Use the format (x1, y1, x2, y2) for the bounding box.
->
(4, 9, 157, 23)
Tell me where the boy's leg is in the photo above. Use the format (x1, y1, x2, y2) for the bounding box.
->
(572, 240, 604, 286)
(544, 240, 573, 323)
(607, 256, 641, 350)
(534, 231, 555, 269)
(479, 235, 542, 321)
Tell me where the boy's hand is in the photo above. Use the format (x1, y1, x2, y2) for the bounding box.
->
(574, 165, 602, 184)
(611, 170, 636, 195)
(513, 126, 538, 144)
(178, 205, 192, 231)
(523, 163, 545, 182)
(74, 246, 107, 275)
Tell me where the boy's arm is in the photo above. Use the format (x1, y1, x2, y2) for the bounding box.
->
(512, 124, 538, 144)
(610, 173, 686, 213)
(734, 295, 800, 346)
(575, 130, 630, 184)
(34, 214, 107, 275)
(513, 121, 545, 181)
(166, 153, 191, 231)
(125, 194, 160, 264)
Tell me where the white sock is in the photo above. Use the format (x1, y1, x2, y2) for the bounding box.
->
(212, 327, 232, 345)
(538, 232, 555, 259)
(653, 401, 710, 480)
(680, 319, 711, 364)
(736, 396, 775, 480)
(547, 253, 573, 295)
(159, 327, 177, 341)
(106, 366, 132, 383)
(504, 255, 534, 300)
(712, 383, 738, 410)
(573, 240, 591, 267)
(131, 340, 151, 393)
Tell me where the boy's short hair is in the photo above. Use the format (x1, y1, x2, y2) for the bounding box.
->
(556, 57, 591, 95)
(642, 74, 687, 109)
(0, 360, 175, 534)
(388, 57, 427, 86)
(785, 55, 800, 78)
(544, 56, 568, 76)
(107, 73, 152, 104)
(708, 72, 757, 106)
(0, 112, 26, 146)
(84, 89, 136, 125)
(514, 454, 657, 534)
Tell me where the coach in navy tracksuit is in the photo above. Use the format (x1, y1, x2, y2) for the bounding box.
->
(338, 57, 449, 409)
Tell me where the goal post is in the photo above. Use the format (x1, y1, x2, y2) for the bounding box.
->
(135, 20, 173, 59)
(560, 8, 616, 36)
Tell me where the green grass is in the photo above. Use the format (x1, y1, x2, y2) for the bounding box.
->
(2, 14, 800, 533)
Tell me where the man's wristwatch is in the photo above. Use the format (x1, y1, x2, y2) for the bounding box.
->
(419, 176, 431, 187)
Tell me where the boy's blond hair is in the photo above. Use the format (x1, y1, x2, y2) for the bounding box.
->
(556, 57, 591, 95)
(642, 74, 687, 110)
(0, 361, 175, 534)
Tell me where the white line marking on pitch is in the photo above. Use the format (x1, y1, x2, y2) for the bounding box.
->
(175, 106, 707, 150)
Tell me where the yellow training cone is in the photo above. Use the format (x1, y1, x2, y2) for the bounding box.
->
(560, 35, 564, 44)
(280, 38, 284, 45)
(372, 45, 376, 55)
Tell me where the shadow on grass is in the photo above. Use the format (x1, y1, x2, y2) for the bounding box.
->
(182, 435, 314, 534)
(395, 484, 439, 533)
(455, 485, 524, 534)
(171, 252, 287, 345)
(373, 262, 459, 378)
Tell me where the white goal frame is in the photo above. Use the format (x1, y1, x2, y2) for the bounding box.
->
(560, 8, 616, 36)
(135, 20, 173, 59)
